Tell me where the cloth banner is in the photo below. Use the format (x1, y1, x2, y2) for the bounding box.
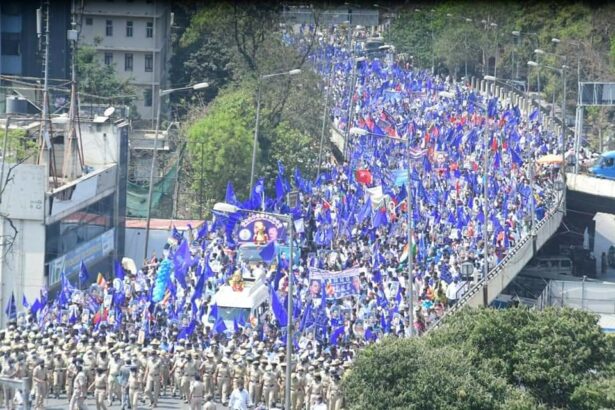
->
(308, 267, 361, 300)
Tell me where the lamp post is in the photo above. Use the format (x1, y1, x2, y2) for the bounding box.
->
(484, 75, 527, 94)
(445, 14, 473, 80)
(250, 69, 302, 192)
(511, 30, 539, 80)
(491, 22, 498, 79)
(552, 37, 582, 174)
(143, 81, 209, 261)
(350, 127, 414, 335)
(212, 202, 294, 410)
(317, 58, 334, 181)
(342, 57, 366, 159)
(528, 61, 568, 204)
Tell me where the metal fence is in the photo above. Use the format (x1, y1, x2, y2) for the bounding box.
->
(537, 279, 615, 314)
(0, 377, 31, 410)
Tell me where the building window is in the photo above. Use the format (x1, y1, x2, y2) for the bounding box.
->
(144, 89, 152, 107)
(105, 20, 113, 36)
(146, 22, 153, 38)
(126, 21, 133, 37)
(104, 52, 113, 65)
(124, 53, 133, 71)
(144, 53, 153, 72)
(85, 17, 93, 25)
(1, 33, 20, 55)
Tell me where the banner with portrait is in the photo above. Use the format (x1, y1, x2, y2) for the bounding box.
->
(308, 267, 361, 300)
(238, 213, 287, 245)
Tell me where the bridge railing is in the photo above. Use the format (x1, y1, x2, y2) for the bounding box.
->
(0, 376, 31, 410)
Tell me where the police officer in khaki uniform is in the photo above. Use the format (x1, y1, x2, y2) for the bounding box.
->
(170, 348, 184, 398)
(200, 352, 216, 398)
(128, 366, 140, 410)
(52, 351, 66, 399)
(292, 365, 306, 410)
(2, 357, 17, 410)
(261, 364, 276, 409)
(327, 373, 342, 410)
(107, 351, 122, 404)
(247, 359, 262, 405)
(65, 352, 78, 403)
(181, 354, 197, 403)
(89, 367, 108, 410)
(309, 373, 324, 409)
(214, 357, 231, 405)
(32, 358, 47, 410)
(189, 374, 206, 410)
(144, 348, 162, 407)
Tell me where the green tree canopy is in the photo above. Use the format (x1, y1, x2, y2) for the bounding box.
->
(186, 86, 256, 204)
(343, 307, 615, 409)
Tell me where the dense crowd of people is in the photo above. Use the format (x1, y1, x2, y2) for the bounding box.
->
(0, 24, 564, 410)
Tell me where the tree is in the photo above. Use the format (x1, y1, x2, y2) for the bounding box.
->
(76, 44, 136, 105)
(185, 86, 256, 206)
(428, 307, 613, 408)
(341, 336, 538, 410)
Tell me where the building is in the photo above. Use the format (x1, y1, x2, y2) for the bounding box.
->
(0, 1, 71, 112)
(0, 110, 128, 326)
(75, 0, 173, 121)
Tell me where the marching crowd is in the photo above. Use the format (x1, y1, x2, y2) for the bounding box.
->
(0, 24, 564, 410)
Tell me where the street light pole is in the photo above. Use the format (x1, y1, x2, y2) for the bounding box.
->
(284, 213, 294, 410)
(143, 82, 208, 261)
(317, 58, 334, 181)
(405, 134, 415, 336)
(491, 23, 498, 79)
(250, 82, 262, 194)
(249, 69, 301, 193)
(482, 127, 489, 306)
(343, 58, 365, 159)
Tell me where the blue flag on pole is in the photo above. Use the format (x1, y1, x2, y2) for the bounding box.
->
(259, 241, 277, 264)
(214, 316, 227, 334)
(4, 292, 16, 321)
(79, 261, 89, 284)
(225, 181, 240, 206)
(330, 325, 345, 346)
(114, 259, 125, 280)
(270, 285, 288, 327)
(21, 294, 29, 309)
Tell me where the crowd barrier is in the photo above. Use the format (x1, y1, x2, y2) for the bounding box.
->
(0, 377, 31, 410)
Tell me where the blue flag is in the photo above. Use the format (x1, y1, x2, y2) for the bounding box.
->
(114, 259, 125, 280)
(270, 285, 288, 327)
(22, 294, 29, 309)
(259, 241, 277, 264)
(330, 325, 345, 346)
(79, 261, 89, 284)
(173, 239, 191, 289)
(214, 316, 227, 334)
(4, 292, 16, 321)
(209, 303, 218, 320)
(225, 181, 240, 206)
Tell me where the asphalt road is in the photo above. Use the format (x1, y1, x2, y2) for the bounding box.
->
(43, 395, 231, 409)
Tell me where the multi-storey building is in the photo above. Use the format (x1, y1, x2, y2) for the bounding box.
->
(76, 0, 172, 121)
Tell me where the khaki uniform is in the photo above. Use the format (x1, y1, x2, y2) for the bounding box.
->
(292, 372, 306, 410)
(309, 380, 324, 408)
(200, 359, 216, 397)
(93, 373, 108, 410)
(128, 372, 140, 410)
(52, 355, 66, 398)
(65, 362, 78, 402)
(69, 371, 88, 410)
(203, 399, 217, 410)
(327, 380, 342, 410)
(189, 379, 205, 410)
(181, 360, 197, 402)
(261, 369, 277, 409)
(145, 356, 162, 406)
(215, 361, 231, 404)
(247, 365, 262, 405)
(32, 364, 47, 410)
(107, 358, 122, 403)
(172, 356, 184, 397)
(2, 363, 17, 410)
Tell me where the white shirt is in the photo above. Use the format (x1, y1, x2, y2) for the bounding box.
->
(228, 388, 251, 410)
